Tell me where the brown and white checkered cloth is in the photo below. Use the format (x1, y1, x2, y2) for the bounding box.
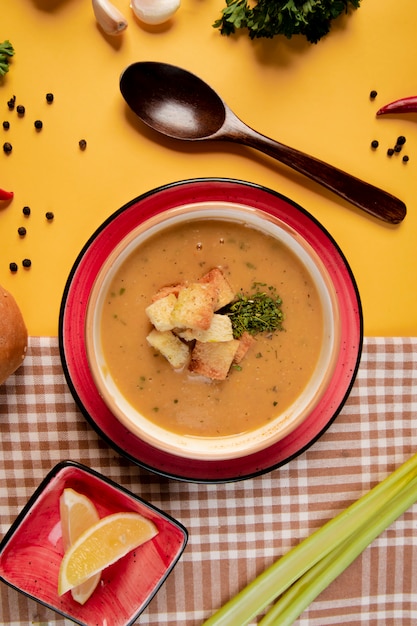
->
(1, 337, 417, 626)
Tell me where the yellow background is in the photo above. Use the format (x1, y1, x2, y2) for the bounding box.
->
(2, 0, 417, 337)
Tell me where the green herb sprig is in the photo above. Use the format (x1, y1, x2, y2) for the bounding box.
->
(213, 0, 361, 43)
(222, 283, 284, 339)
(0, 41, 15, 77)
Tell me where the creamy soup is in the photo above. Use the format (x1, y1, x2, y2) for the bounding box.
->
(100, 218, 324, 437)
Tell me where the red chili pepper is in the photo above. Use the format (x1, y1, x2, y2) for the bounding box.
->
(377, 96, 417, 116)
(0, 188, 14, 201)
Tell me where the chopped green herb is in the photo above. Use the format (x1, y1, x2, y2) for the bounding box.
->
(222, 283, 284, 339)
(112, 314, 127, 325)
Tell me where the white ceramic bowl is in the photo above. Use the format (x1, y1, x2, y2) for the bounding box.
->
(85, 202, 341, 461)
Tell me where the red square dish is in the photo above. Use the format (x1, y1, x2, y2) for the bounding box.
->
(0, 461, 188, 625)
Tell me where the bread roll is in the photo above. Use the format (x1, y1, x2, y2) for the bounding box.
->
(0, 285, 28, 385)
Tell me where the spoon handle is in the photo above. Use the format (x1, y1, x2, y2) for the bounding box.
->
(230, 123, 406, 224)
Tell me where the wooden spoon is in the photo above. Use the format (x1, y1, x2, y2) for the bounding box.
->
(120, 61, 406, 224)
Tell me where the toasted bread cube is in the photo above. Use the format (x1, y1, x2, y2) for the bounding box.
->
(177, 313, 234, 343)
(151, 283, 184, 302)
(189, 339, 240, 380)
(146, 329, 190, 369)
(145, 293, 177, 331)
(171, 282, 218, 331)
(233, 331, 256, 364)
(198, 267, 235, 310)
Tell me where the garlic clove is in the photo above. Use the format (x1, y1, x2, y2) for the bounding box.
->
(130, 0, 181, 26)
(92, 0, 128, 35)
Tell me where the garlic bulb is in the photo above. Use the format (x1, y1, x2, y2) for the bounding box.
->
(92, 0, 128, 35)
(130, 0, 181, 25)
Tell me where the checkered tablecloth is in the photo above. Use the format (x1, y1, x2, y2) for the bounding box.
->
(1, 336, 417, 626)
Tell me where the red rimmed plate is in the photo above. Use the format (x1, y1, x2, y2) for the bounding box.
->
(59, 178, 363, 483)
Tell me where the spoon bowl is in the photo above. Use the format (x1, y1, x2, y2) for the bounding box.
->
(120, 61, 406, 224)
(120, 61, 226, 140)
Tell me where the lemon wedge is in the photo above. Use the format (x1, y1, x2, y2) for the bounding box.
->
(60, 488, 101, 604)
(60, 488, 100, 548)
(58, 511, 158, 596)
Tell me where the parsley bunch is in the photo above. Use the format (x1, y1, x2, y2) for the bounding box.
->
(213, 0, 361, 43)
(0, 41, 15, 77)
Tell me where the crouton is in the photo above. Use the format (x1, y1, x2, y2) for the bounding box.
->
(171, 282, 218, 331)
(189, 339, 240, 380)
(151, 283, 184, 302)
(177, 313, 234, 343)
(146, 329, 190, 369)
(198, 267, 235, 310)
(233, 331, 256, 364)
(145, 293, 177, 331)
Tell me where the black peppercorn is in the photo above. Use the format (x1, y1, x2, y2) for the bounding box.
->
(394, 144, 402, 153)
(16, 105, 25, 116)
(402, 155, 409, 162)
(2, 121, 10, 130)
(370, 90, 378, 99)
(79, 139, 87, 150)
(371, 140, 379, 149)
(34, 120, 43, 130)
(46, 93, 54, 103)
(18, 226, 27, 237)
(22, 206, 31, 216)
(22, 258, 32, 268)
(396, 136, 406, 145)
(387, 148, 394, 156)
(3, 142, 12, 154)
(9, 262, 18, 273)
(45, 211, 54, 221)
(7, 96, 16, 110)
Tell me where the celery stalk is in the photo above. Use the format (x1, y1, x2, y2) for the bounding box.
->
(259, 473, 417, 626)
(202, 452, 417, 626)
